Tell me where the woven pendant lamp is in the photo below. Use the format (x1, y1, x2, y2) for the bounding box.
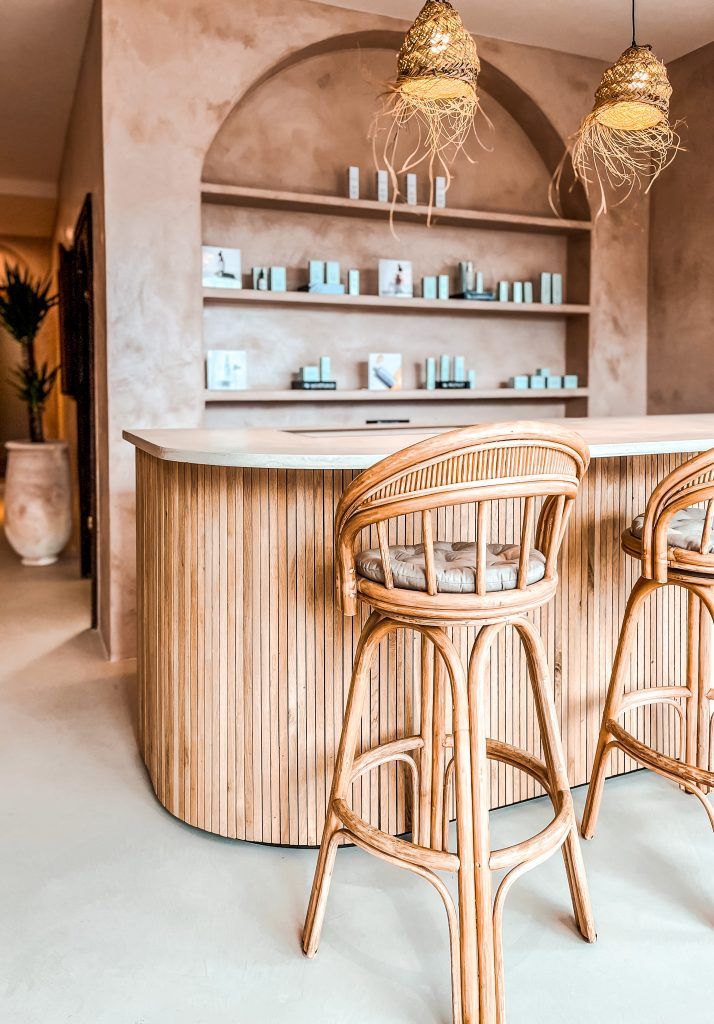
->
(566, 0, 681, 214)
(372, 0, 486, 226)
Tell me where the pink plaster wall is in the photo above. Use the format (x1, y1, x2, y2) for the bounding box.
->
(94, 0, 650, 658)
(648, 42, 714, 414)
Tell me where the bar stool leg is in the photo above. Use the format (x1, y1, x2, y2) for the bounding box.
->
(302, 611, 383, 958)
(516, 618, 597, 943)
(582, 576, 661, 840)
(435, 627, 483, 1024)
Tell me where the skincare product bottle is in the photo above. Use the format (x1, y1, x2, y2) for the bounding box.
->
(319, 356, 331, 382)
(476, 271, 484, 293)
(512, 281, 524, 303)
(425, 357, 436, 390)
(498, 281, 509, 302)
(454, 355, 465, 381)
(440, 354, 451, 382)
(552, 273, 563, 305)
(309, 260, 325, 286)
(257, 269, 268, 291)
(540, 272, 552, 304)
(523, 281, 534, 303)
(468, 369, 477, 389)
(404, 173, 418, 206)
(437, 274, 449, 300)
(347, 269, 360, 296)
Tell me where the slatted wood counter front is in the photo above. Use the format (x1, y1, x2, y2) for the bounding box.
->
(127, 421, 714, 844)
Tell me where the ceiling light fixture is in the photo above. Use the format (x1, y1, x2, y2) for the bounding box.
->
(371, 0, 488, 227)
(560, 0, 681, 215)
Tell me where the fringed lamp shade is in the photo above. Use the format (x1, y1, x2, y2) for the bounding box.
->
(570, 44, 680, 213)
(372, 0, 484, 222)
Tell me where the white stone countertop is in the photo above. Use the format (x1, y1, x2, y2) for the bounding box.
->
(123, 415, 714, 470)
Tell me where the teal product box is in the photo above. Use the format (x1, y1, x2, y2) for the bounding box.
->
(523, 281, 534, 303)
(552, 273, 563, 305)
(422, 275, 437, 300)
(270, 266, 286, 292)
(540, 272, 552, 304)
(425, 357, 436, 390)
(563, 374, 579, 389)
(509, 375, 529, 389)
(347, 269, 360, 296)
(547, 375, 563, 389)
(512, 281, 524, 303)
(453, 355, 465, 380)
(498, 280, 509, 302)
(319, 356, 331, 382)
(535, 367, 551, 377)
(440, 354, 451, 381)
(438, 274, 450, 300)
(468, 369, 477, 389)
(326, 260, 341, 286)
(309, 260, 325, 286)
(300, 365, 320, 383)
(530, 374, 546, 389)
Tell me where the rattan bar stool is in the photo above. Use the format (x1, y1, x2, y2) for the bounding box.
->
(302, 423, 597, 1024)
(582, 448, 714, 841)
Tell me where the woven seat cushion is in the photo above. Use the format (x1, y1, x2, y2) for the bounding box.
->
(355, 540, 546, 594)
(630, 507, 714, 553)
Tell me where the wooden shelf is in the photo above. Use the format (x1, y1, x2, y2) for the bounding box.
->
(203, 288, 589, 317)
(201, 182, 591, 236)
(204, 387, 589, 404)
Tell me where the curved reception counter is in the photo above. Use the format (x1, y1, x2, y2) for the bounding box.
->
(124, 415, 714, 845)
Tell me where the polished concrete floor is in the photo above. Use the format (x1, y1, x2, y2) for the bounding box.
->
(1, 526, 713, 1024)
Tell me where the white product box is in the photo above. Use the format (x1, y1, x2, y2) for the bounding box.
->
(206, 349, 247, 390)
(202, 246, 242, 289)
(347, 166, 360, 200)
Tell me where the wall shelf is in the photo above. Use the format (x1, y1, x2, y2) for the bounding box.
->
(204, 387, 589, 404)
(203, 288, 589, 317)
(201, 182, 592, 236)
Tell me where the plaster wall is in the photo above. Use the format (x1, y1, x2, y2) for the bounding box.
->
(648, 42, 714, 414)
(99, 0, 649, 658)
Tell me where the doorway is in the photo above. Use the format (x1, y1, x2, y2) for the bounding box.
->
(58, 195, 97, 627)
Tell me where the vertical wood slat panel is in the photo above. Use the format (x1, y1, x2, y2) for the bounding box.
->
(136, 451, 692, 844)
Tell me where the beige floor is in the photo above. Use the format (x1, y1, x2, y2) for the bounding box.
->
(1, 525, 712, 1024)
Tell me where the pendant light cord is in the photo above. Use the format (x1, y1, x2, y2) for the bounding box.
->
(631, 0, 637, 46)
(630, 0, 651, 50)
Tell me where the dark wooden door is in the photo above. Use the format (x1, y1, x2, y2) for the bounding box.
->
(58, 195, 97, 626)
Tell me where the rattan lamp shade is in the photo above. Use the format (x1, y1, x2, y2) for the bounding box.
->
(372, 0, 486, 230)
(592, 45, 672, 130)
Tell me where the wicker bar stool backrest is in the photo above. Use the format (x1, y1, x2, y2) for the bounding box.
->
(639, 447, 714, 582)
(335, 421, 590, 615)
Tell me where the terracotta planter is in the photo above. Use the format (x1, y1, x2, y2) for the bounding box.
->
(4, 440, 72, 566)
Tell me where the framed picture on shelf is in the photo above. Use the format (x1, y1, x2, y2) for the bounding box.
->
(206, 349, 247, 390)
(202, 246, 242, 289)
(368, 352, 402, 390)
(378, 259, 413, 298)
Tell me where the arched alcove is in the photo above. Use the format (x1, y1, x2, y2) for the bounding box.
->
(200, 32, 591, 428)
(203, 31, 588, 220)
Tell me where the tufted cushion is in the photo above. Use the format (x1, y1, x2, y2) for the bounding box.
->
(630, 507, 714, 553)
(355, 540, 546, 594)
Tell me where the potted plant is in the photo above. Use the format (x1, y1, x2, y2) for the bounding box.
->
(1, 263, 71, 566)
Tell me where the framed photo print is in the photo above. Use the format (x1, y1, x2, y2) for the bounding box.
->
(378, 259, 413, 298)
(202, 246, 242, 289)
(368, 352, 402, 390)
